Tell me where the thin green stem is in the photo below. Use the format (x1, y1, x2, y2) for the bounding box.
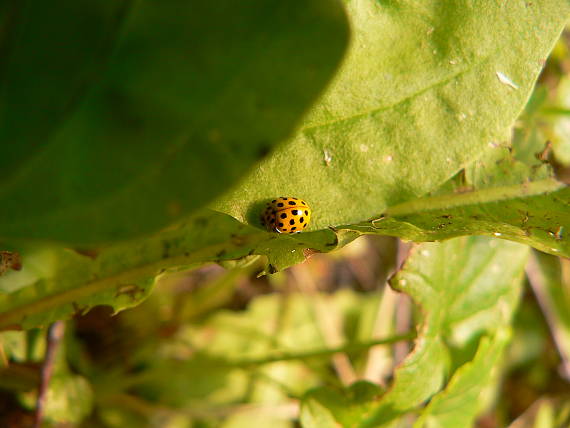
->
(232, 331, 415, 367)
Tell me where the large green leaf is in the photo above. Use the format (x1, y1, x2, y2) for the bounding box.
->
(0, 0, 131, 176)
(345, 168, 570, 257)
(0, 0, 349, 244)
(215, 0, 569, 231)
(0, 210, 350, 329)
(300, 237, 528, 427)
(1, 2, 568, 330)
(414, 331, 509, 428)
(0, 211, 262, 329)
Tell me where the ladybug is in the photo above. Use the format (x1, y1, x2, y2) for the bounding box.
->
(262, 197, 311, 234)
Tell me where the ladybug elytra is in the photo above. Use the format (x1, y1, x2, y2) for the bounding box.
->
(262, 197, 311, 234)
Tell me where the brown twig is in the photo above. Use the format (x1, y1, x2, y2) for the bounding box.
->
(34, 321, 65, 428)
(526, 254, 570, 381)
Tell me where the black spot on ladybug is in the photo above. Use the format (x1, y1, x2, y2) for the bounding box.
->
(291, 210, 298, 215)
(293, 197, 298, 200)
(282, 197, 288, 200)
(303, 223, 307, 228)
(289, 219, 295, 225)
(280, 213, 287, 219)
(305, 210, 309, 215)
(300, 217, 304, 223)
(288, 201, 296, 205)
(291, 227, 297, 231)
(301, 200, 306, 205)
(282, 228, 288, 232)
(277, 203, 284, 207)
(278, 222, 284, 227)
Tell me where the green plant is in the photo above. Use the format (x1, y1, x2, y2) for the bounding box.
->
(1, 1, 570, 427)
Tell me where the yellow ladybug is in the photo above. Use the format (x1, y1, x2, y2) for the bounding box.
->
(262, 197, 311, 234)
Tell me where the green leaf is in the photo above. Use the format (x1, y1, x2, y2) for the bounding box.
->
(0, 0, 349, 244)
(0, 211, 256, 329)
(347, 178, 569, 258)
(0, 0, 131, 178)
(301, 381, 383, 428)
(300, 237, 528, 427)
(414, 331, 510, 428)
(22, 373, 93, 424)
(215, 0, 570, 232)
(0, 210, 346, 329)
(343, 140, 570, 257)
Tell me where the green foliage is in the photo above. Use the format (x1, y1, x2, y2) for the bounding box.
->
(215, 0, 569, 231)
(0, 0, 568, 327)
(1, 1, 570, 426)
(0, 0, 348, 243)
(300, 237, 527, 427)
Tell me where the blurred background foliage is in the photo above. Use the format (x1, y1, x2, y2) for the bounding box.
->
(1, 5, 570, 428)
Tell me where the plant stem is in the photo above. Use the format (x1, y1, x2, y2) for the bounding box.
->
(232, 331, 415, 367)
(34, 321, 65, 428)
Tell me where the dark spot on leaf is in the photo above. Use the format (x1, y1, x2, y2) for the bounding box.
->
(268, 264, 277, 274)
(257, 144, 271, 159)
(217, 249, 227, 258)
